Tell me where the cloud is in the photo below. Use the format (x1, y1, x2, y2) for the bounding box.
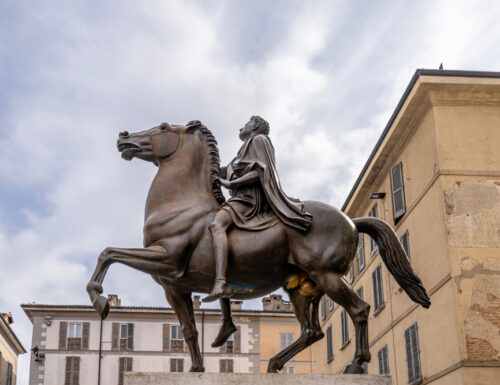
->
(2, 1, 500, 383)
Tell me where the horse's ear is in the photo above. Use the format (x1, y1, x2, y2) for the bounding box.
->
(151, 131, 180, 158)
(186, 120, 202, 133)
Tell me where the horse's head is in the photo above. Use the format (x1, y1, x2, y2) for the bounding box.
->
(117, 121, 201, 165)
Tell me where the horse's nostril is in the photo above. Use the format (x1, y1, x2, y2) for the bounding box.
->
(120, 131, 129, 138)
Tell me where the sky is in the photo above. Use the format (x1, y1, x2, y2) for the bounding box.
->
(1, 0, 500, 383)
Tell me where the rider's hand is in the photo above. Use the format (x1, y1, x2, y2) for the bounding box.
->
(217, 177, 233, 189)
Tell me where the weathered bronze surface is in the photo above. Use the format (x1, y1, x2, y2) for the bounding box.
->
(87, 119, 430, 374)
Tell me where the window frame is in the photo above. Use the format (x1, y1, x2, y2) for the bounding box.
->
(170, 358, 184, 373)
(280, 332, 294, 350)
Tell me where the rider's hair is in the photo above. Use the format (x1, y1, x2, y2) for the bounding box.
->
(250, 115, 270, 135)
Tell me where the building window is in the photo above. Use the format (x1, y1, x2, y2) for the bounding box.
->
(220, 359, 234, 373)
(118, 357, 132, 385)
(225, 333, 234, 353)
(170, 358, 184, 372)
(356, 286, 364, 301)
(321, 296, 326, 320)
(280, 332, 294, 350)
(372, 265, 384, 312)
(328, 297, 334, 312)
(67, 323, 82, 350)
(349, 264, 355, 283)
(390, 162, 406, 221)
(64, 356, 80, 385)
(405, 323, 422, 384)
(326, 326, 333, 362)
(283, 366, 295, 373)
(400, 230, 411, 261)
(378, 345, 389, 374)
(369, 204, 378, 255)
(120, 323, 134, 351)
(341, 310, 349, 346)
(358, 233, 366, 272)
(171, 325, 184, 352)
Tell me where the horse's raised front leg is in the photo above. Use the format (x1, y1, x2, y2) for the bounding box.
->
(86, 245, 168, 319)
(163, 289, 204, 372)
(267, 288, 324, 373)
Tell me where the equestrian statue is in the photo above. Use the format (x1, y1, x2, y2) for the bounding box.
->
(86, 116, 430, 374)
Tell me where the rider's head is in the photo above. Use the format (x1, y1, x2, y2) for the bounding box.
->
(240, 116, 270, 141)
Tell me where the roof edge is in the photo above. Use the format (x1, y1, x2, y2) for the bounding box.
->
(341, 68, 500, 212)
(0, 315, 26, 354)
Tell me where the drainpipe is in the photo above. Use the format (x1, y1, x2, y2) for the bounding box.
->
(98, 318, 103, 385)
(201, 310, 205, 365)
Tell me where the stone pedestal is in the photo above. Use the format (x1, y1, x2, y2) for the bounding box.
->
(124, 373, 391, 385)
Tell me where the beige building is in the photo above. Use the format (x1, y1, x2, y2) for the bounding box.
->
(22, 294, 312, 385)
(313, 69, 500, 385)
(0, 312, 26, 385)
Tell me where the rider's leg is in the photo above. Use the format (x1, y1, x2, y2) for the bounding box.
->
(204, 210, 234, 302)
(211, 298, 237, 347)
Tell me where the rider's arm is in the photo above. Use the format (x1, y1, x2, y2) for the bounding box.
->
(219, 166, 227, 180)
(220, 170, 259, 189)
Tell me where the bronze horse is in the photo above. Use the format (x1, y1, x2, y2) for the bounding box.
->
(86, 121, 430, 373)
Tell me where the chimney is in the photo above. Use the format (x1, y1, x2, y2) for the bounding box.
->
(262, 294, 292, 312)
(1, 313, 13, 324)
(230, 300, 243, 310)
(107, 294, 121, 307)
(193, 296, 201, 310)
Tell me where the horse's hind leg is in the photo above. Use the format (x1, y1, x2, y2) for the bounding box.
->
(309, 271, 371, 374)
(162, 288, 204, 372)
(86, 246, 168, 319)
(267, 289, 324, 373)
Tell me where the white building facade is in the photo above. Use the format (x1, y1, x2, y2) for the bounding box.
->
(22, 296, 300, 385)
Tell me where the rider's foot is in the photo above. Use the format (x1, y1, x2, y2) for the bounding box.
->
(203, 278, 234, 303)
(211, 319, 237, 347)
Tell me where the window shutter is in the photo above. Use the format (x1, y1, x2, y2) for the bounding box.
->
(378, 349, 383, 374)
(126, 357, 133, 372)
(112, 323, 119, 351)
(326, 326, 333, 361)
(73, 357, 80, 385)
(170, 358, 174, 372)
(358, 234, 365, 271)
(219, 359, 225, 373)
(321, 296, 326, 320)
(372, 269, 379, 310)
(369, 204, 378, 254)
(411, 324, 421, 382)
(356, 286, 364, 301)
(349, 264, 355, 283)
(404, 328, 414, 383)
(163, 324, 170, 352)
(82, 322, 90, 350)
(65, 357, 72, 385)
(59, 322, 68, 350)
(228, 359, 233, 373)
(234, 328, 241, 353)
(400, 231, 410, 261)
(179, 359, 184, 372)
(127, 323, 134, 350)
(391, 162, 406, 220)
(280, 333, 286, 350)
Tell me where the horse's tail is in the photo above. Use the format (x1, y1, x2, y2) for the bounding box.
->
(353, 217, 431, 308)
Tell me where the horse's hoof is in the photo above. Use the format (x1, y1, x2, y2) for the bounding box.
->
(211, 322, 237, 347)
(189, 366, 205, 372)
(93, 295, 110, 320)
(343, 363, 365, 374)
(267, 358, 283, 373)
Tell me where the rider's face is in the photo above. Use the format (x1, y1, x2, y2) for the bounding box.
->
(239, 119, 257, 141)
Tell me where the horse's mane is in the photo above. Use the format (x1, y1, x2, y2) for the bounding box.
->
(187, 121, 226, 205)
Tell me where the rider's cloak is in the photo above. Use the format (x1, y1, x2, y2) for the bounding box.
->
(222, 134, 313, 232)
